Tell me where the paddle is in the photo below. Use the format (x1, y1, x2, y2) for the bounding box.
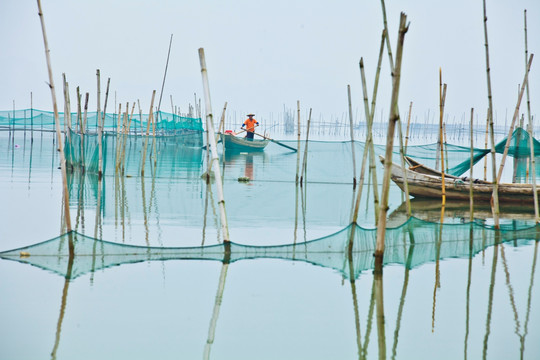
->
(250, 130, 297, 152)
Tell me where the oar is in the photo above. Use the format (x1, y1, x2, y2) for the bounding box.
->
(251, 130, 297, 152)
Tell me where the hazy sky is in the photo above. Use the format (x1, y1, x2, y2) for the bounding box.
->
(1, 0, 539, 127)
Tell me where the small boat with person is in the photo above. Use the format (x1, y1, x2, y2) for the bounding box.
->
(220, 130, 270, 152)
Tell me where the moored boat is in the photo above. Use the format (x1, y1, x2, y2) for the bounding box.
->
(382, 156, 540, 204)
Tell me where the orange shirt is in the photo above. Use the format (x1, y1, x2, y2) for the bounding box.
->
(243, 118, 258, 132)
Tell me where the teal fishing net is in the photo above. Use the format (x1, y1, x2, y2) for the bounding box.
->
(1, 218, 538, 280)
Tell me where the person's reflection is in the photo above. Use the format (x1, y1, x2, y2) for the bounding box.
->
(245, 154, 254, 180)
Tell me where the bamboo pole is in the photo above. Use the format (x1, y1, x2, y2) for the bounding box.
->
(524, 10, 539, 223)
(96, 69, 103, 178)
(141, 91, 156, 176)
(375, 12, 408, 262)
(405, 101, 412, 152)
(347, 85, 357, 187)
(470, 108, 475, 222)
(397, 116, 411, 217)
(484, 112, 489, 181)
(368, 29, 386, 224)
(36, 0, 72, 235)
(439, 70, 447, 223)
(300, 108, 312, 185)
(295, 100, 301, 184)
(157, 34, 173, 117)
(198, 48, 230, 243)
(496, 54, 534, 183)
(482, 0, 500, 228)
(30, 92, 34, 143)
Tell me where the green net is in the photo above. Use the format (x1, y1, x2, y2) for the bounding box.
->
(0, 109, 203, 132)
(1, 217, 538, 280)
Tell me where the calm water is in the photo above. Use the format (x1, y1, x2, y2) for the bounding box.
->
(1, 130, 539, 360)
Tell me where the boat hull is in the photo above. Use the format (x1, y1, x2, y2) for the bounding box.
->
(220, 133, 269, 152)
(386, 157, 540, 204)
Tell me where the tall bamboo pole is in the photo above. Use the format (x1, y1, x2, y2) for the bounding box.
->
(482, 0, 500, 228)
(397, 116, 411, 217)
(141, 91, 156, 176)
(375, 13, 408, 263)
(496, 54, 534, 183)
(198, 48, 230, 243)
(300, 108, 312, 185)
(484, 112, 489, 181)
(157, 34, 173, 118)
(439, 70, 447, 223)
(96, 69, 102, 178)
(404, 101, 413, 152)
(367, 29, 386, 224)
(295, 100, 301, 184)
(470, 108, 475, 222)
(36, 0, 72, 235)
(347, 85, 357, 187)
(524, 10, 539, 223)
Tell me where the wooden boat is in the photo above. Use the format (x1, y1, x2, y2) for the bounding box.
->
(220, 133, 269, 152)
(382, 155, 540, 204)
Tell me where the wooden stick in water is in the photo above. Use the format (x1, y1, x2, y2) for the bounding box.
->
(141, 91, 156, 176)
(300, 108, 312, 185)
(347, 85, 357, 188)
(295, 100, 301, 184)
(482, 0, 500, 228)
(405, 101, 412, 152)
(484, 111, 489, 181)
(36, 0, 72, 234)
(199, 48, 230, 243)
(496, 54, 533, 183)
(375, 12, 408, 262)
(524, 10, 539, 223)
(470, 108, 475, 222)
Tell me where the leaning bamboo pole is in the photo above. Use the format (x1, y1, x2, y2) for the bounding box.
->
(295, 100, 301, 184)
(524, 10, 539, 223)
(470, 108, 475, 222)
(96, 70, 103, 178)
(482, 0, 500, 228)
(347, 85, 357, 187)
(36, 0, 72, 235)
(375, 12, 408, 262)
(300, 108, 312, 185)
(367, 29, 387, 224)
(496, 54, 534, 183)
(404, 101, 413, 152)
(198, 48, 230, 243)
(397, 116, 411, 217)
(141, 91, 156, 176)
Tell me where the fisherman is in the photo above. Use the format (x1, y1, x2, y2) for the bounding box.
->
(242, 113, 259, 140)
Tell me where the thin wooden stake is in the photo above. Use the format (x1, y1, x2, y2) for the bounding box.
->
(300, 108, 312, 185)
(496, 54, 534, 183)
(347, 85, 357, 187)
(198, 48, 230, 243)
(470, 108, 475, 222)
(295, 100, 301, 184)
(375, 12, 409, 262)
(483, 0, 500, 228)
(405, 101, 413, 152)
(36, 0, 72, 234)
(524, 10, 539, 223)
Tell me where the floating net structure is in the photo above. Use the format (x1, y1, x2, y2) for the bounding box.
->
(1, 217, 539, 280)
(0, 109, 203, 133)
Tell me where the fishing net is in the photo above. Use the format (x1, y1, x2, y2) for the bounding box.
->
(1, 218, 538, 280)
(0, 109, 203, 133)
